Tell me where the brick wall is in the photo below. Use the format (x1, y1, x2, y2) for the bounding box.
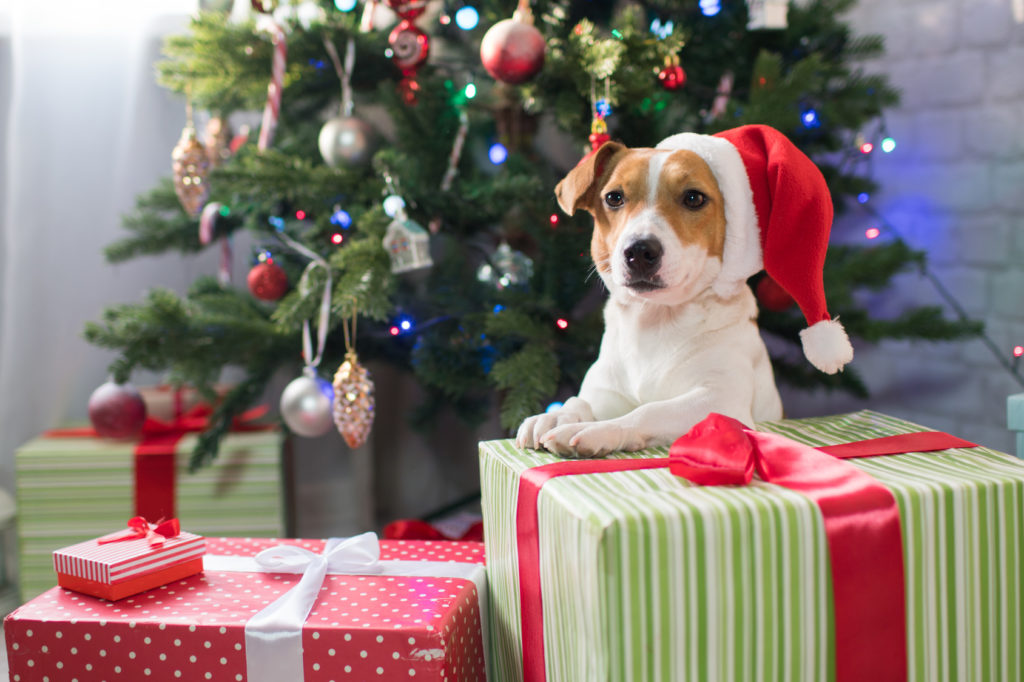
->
(778, 0, 1024, 452)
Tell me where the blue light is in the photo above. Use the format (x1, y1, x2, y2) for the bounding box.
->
(334, 0, 357, 11)
(308, 59, 327, 69)
(330, 208, 352, 229)
(649, 18, 674, 39)
(545, 401, 564, 413)
(699, 0, 721, 16)
(454, 6, 479, 30)
(488, 143, 508, 165)
(393, 314, 414, 334)
(400, 319, 413, 331)
(857, 192, 870, 204)
(595, 99, 612, 118)
(268, 216, 286, 231)
(801, 108, 820, 129)
(493, 304, 504, 314)
(881, 136, 896, 153)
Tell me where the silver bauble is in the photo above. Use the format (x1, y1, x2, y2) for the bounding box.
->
(317, 116, 377, 168)
(280, 374, 335, 438)
(476, 242, 534, 290)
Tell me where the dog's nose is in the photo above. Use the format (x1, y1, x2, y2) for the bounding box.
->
(624, 238, 663, 278)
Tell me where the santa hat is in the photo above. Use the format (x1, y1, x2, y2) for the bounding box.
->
(656, 124, 853, 374)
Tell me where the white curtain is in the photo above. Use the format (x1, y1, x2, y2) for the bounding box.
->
(0, 1, 216, 489)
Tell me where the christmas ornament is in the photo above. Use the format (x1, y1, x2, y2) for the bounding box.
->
(333, 313, 374, 449)
(280, 372, 334, 437)
(388, 20, 430, 104)
(320, 38, 377, 167)
(318, 116, 377, 168)
(476, 242, 533, 290)
(171, 124, 210, 217)
(384, 0, 427, 20)
(248, 261, 289, 300)
(381, 194, 432, 273)
(480, 1, 545, 85)
(755, 275, 795, 312)
(747, 0, 788, 29)
(88, 381, 147, 440)
(204, 116, 232, 167)
(658, 55, 687, 91)
(707, 71, 734, 122)
(588, 80, 612, 152)
(256, 18, 288, 150)
(199, 201, 234, 286)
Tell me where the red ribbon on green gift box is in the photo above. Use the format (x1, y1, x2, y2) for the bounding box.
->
(515, 413, 977, 682)
(45, 404, 271, 522)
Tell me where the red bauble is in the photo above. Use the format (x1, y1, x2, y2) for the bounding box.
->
(384, 0, 427, 20)
(658, 64, 687, 90)
(88, 381, 147, 440)
(388, 20, 429, 73)
(480, 16, 546, 85)
(755, 276, 795, 312)
(248, 261, 289, 301)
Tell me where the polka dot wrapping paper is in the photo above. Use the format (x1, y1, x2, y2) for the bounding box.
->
(5, 537, 488, 681)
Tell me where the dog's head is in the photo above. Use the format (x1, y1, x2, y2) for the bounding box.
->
(556, 142, 727, 306)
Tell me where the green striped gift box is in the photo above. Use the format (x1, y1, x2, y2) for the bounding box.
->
(15, 429, 285, 602)
(480, 410, 1024, 682)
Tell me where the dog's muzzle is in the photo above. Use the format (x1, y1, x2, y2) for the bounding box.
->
(623, 237, 664, 290)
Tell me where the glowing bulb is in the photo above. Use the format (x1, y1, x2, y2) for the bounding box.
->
(295, 209, 307, 220)
(1015, 346, 1024, 358)
(549, 214, 559, 227)
(400, 318, 413, 331)
(454, 6, 479, 30)
(218, 205, 231, 217)
(860, 142, 874, 154)
(801, 109, 820, 129)
(493, 304, 504, 314)
(389, 326, 400, 336)
(595, 99, 612, 118)
(383, 194, 406, 218)
(545, 401, 564, 413)
(699, 0, 721, 16)
(268, 216, 285, 231)
(857, 192, 870, 204)
(330, 208, 352, 228)
(881, 136, 896, 153)
(556, 318, 569, 330)
(464, 82, 477, 99)
(331, 233, 344, 245)
(488, 143, 508, 165)
(865, 227, 881, 240)
(334, 0, 357, 10)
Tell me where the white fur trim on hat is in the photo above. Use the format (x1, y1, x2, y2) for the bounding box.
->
(799, 318, 854, 374)
(655, 133, 762, 299)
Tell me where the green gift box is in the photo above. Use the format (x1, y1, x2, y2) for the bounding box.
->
(480, 410, 1024, 682)
(16, 423, 286, 602)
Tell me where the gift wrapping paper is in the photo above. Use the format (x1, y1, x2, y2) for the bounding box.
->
(16, 430, 285, 601)
(6, 537, 487, 681)
(480, 410, 1024, 682)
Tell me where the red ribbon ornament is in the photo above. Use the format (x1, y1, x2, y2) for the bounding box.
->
(96, 516, 181, 547)
(45, 403, 270, 522)
(515, 413, 977, 682)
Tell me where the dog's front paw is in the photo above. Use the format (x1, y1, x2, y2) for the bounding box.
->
(516, 409, 587, 450)
(541, 421, 644, 458)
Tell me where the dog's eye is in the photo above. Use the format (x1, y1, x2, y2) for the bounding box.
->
(604, 190, 625, 208)
(682, 189, 707, 209)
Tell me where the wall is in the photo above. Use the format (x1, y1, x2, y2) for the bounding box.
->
(779, 0, 1024, 452)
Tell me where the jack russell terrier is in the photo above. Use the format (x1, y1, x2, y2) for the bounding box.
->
(517, 124, 853, 458)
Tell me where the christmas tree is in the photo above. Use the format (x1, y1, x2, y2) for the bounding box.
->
(84, 0, 979, 469)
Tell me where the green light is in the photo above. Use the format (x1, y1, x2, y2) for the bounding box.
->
(611, 29, 623, 39)
(218, 205, 230, 217)
(464, 83, 477, 99)
(655, 100, 667, 111)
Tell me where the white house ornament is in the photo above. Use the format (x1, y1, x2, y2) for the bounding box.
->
(382, 213, 432, 273)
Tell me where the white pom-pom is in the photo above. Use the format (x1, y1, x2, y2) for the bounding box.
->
(800, 318, 854, 374)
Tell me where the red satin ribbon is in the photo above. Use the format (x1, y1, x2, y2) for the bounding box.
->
(45, 404, 271, 521)
(515, 415, 977, 682)
(96, 516, 181, 547)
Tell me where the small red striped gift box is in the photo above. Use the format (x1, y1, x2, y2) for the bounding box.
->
(53, 517, 204, 600)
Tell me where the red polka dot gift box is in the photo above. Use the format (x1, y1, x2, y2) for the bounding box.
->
(5, 535, 488, 682)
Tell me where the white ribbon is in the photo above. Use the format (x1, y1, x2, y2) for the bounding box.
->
(203, 533, 489, 682)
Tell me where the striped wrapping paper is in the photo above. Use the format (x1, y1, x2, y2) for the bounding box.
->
(54, 532, 204, 585)
(479, 410, 1024, 682)
(16, 429, 284, 601)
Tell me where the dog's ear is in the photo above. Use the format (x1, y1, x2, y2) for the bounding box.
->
(555, 141, 625, 216)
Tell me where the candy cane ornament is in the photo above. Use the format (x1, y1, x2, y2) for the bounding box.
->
(257, 21, 288, 151)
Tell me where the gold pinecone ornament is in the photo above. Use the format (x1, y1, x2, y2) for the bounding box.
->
(332, 350, 375, 448)
(172, 125, 210, 217)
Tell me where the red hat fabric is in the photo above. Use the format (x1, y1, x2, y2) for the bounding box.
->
(656, 124, 853, 374)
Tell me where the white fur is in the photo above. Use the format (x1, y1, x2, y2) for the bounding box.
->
(516, 150, 783, 458)
(800, 318, 854, 375)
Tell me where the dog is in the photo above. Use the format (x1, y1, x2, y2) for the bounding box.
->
(515, 139, 785, 458)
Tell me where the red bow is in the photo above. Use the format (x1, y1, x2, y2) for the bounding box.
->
(97, 517, 181, 547)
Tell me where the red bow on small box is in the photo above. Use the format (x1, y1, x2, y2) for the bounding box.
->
(97, 517, 181, 547)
